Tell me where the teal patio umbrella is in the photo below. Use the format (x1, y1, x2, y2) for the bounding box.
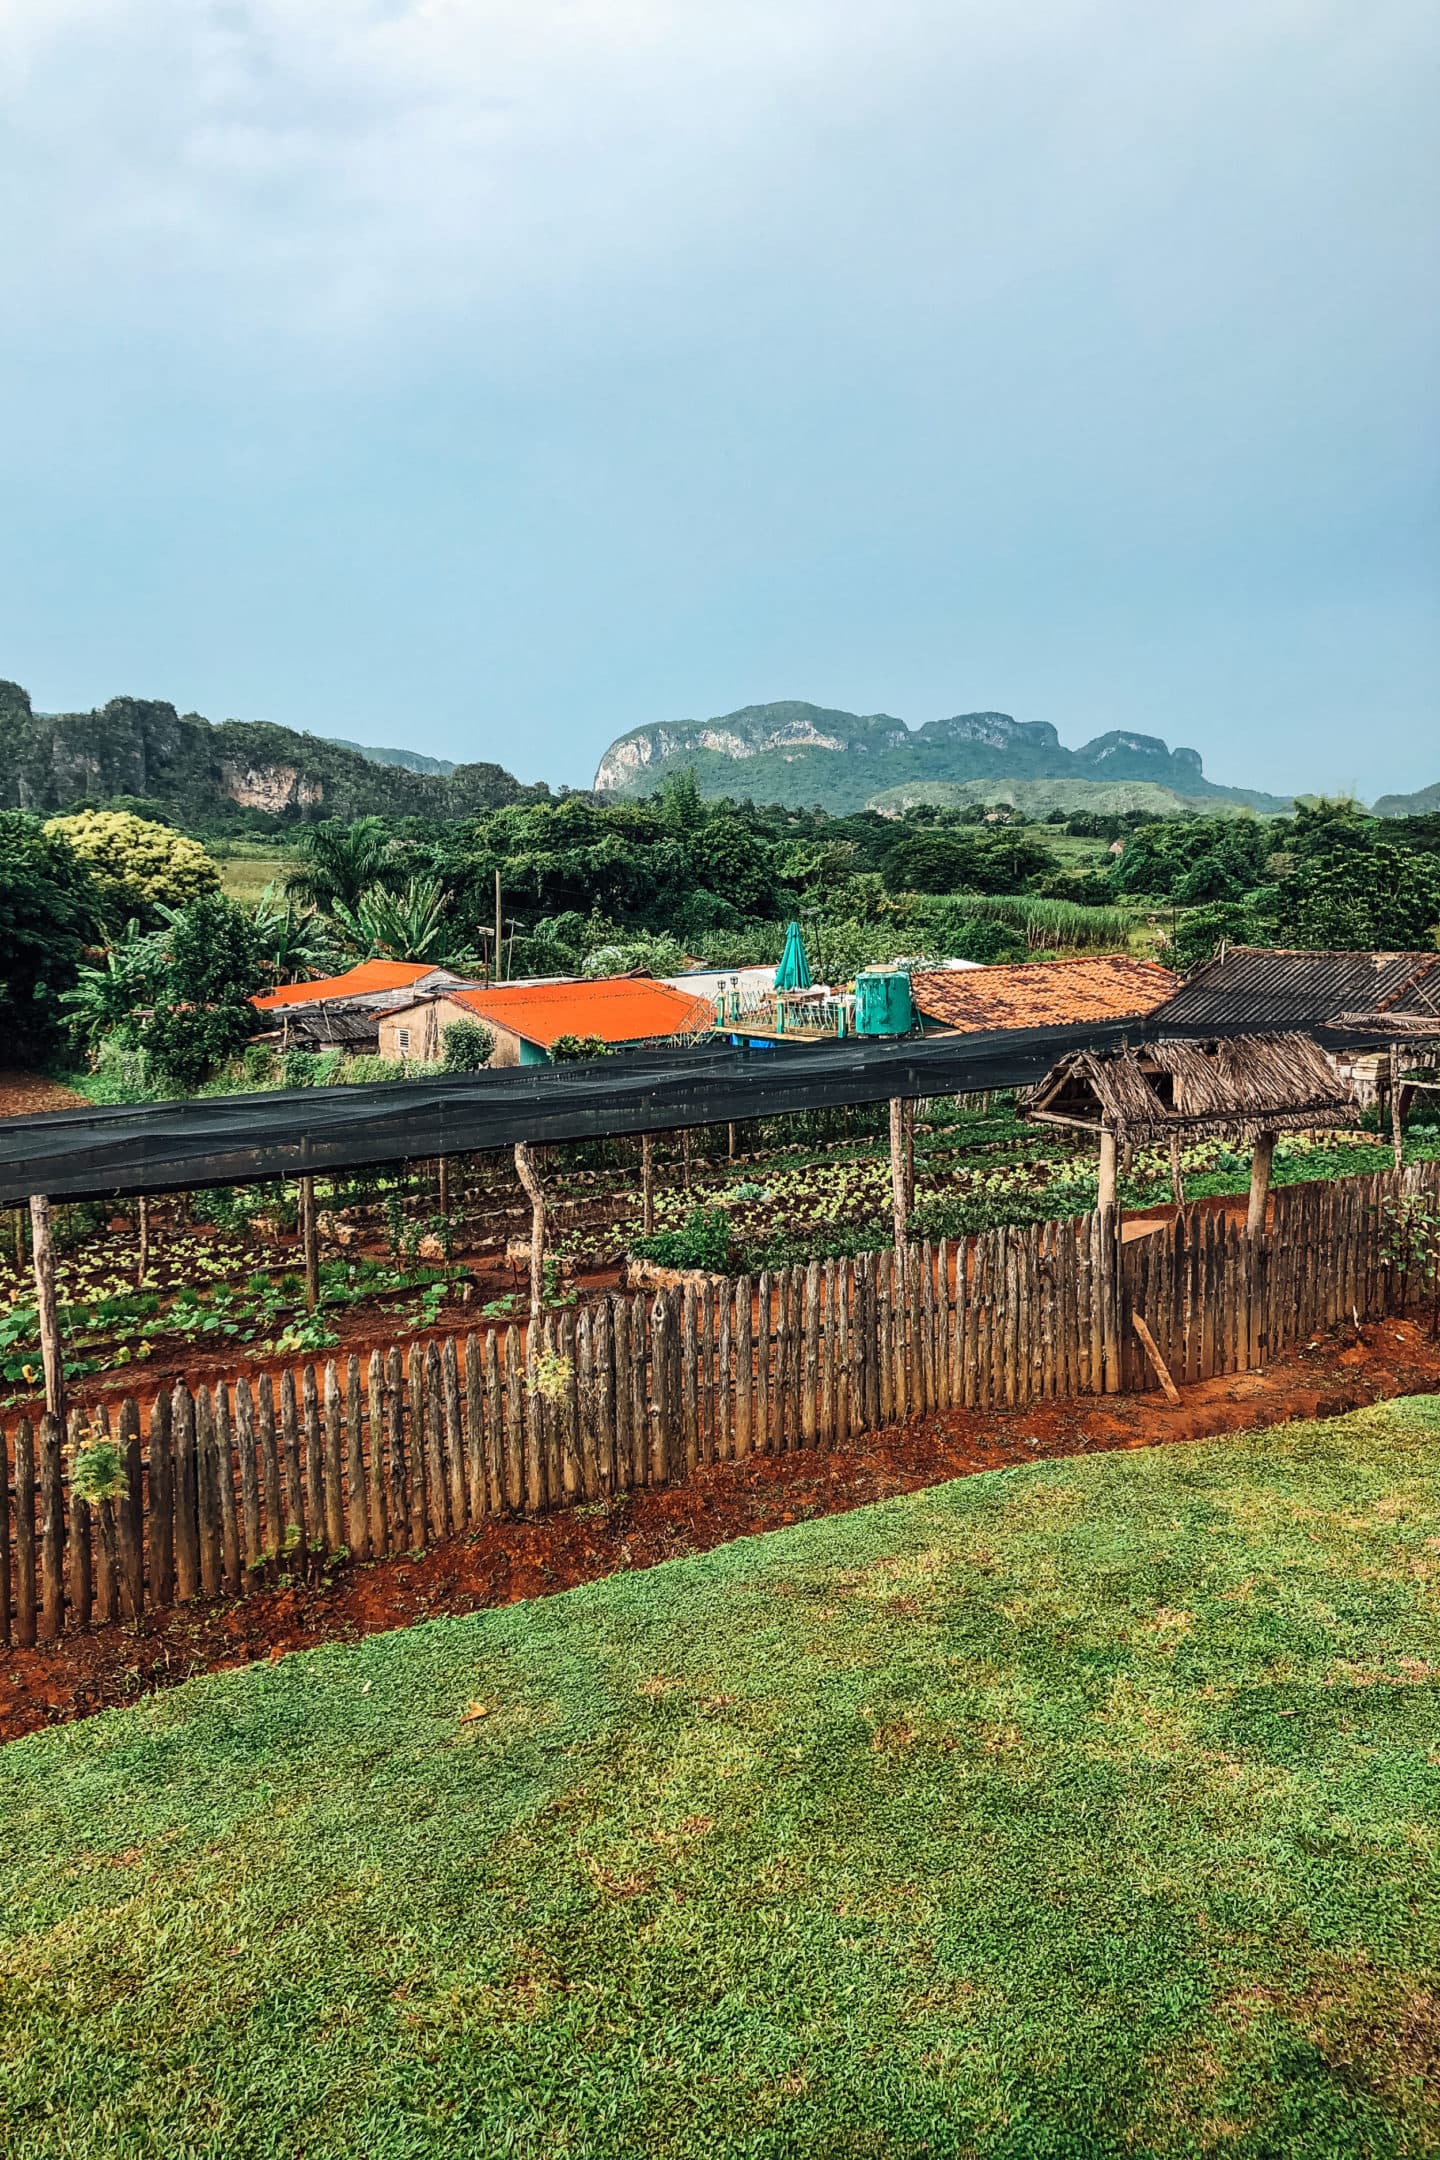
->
(774, 921, 813, 992)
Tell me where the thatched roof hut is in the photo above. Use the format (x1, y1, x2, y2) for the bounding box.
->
(1024, 1033, 1362, 1147)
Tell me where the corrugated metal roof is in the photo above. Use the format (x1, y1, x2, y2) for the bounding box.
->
(1152, 948, 1440, 1033)
(253, 962, 471, 1011)
(439, 975, 715, 1049)
(911, 955, 1179, 1033)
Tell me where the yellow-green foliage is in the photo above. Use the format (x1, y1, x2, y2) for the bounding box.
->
(43, 808, 220, 922)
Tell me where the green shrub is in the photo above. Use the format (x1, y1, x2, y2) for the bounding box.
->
(343, 1054, 410, 1086)
(945, 916, 1028, 964)
(633, 1206, 733, 1273)
(440, 1018, 495, 1071)
(551, 1034, 615, 1063)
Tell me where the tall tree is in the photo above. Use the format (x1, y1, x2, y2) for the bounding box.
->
(285, 818, 404, 914)
(0, 813, 101, 1064)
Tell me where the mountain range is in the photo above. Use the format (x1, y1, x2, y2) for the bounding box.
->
(0, 682, 532, 827)
(592, 702, 1296, 816)
(4, 676, 1435, 827)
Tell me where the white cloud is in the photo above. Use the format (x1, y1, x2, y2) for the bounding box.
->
(8, 0, 1431, 371)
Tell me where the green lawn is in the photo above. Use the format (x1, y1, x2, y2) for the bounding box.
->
(3, 1405, 1439, 2159)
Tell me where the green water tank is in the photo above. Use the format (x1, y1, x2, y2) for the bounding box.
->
(854, 967, 913, 1036)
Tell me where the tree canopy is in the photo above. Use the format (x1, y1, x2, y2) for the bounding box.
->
(43, 808, 220, 928)
(0, 812, 101, 1063)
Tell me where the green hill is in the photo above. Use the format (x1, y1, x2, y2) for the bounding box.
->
(594, 700, 1292, 815)
(864, 775, 1257, 818)
(0, 680, 535, 830)
(323, 737, 457, 776)
(1373, 779, 1440, 817)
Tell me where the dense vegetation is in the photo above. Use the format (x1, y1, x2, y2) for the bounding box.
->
(6, 743, 1440, 1090)
(3, 1400, 1437, 2157)
(1106, 801, 1440, 966)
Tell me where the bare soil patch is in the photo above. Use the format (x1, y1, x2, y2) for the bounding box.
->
(0, 1071, 85, 1117)
(4, 1314, 1437, 1747)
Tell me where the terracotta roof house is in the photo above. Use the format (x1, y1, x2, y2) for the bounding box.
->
(376, 976, 716, 1067)
(910, 955, 1179, 1036)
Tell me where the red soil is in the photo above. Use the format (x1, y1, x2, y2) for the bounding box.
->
(0, 1072, 85, 1117)
(5, 1314, 1437, 1747)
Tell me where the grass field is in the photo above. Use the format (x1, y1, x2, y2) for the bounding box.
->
(211, 842, 297, 904)
(3, 1403, 1438, 2158)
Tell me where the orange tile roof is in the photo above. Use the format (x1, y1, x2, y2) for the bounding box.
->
(911, 955, 1179, 1033)
(252, 961, 446, 1011)
(439, 976, 715, 1050)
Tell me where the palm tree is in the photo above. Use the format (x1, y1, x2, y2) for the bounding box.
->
(251, 883, 339, 986)
(58, 920, 165, 1052)
(332, 877, 480, 970)
(285, 819, 403, 914)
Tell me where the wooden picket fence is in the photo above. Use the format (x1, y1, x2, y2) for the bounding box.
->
(3, 1162, 1437, 1646)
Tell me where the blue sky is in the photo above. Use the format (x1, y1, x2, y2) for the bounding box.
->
(1, 1, 1435, 797)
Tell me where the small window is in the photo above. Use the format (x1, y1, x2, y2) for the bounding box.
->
(396, 1029, 411, 1052)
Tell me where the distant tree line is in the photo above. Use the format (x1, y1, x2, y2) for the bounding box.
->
(4, 776, 1440, 1091)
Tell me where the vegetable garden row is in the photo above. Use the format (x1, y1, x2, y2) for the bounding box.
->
(7, 1096, 1436, 1401)
(4, 1161, 1437, 1645)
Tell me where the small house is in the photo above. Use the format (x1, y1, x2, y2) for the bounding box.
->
(376, 975, 715, 1067)
(251, 961, 479, 1051)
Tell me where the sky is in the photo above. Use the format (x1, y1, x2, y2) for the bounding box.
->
(1, 1, 1436, 799)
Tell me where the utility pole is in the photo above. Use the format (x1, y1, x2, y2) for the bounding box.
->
(494, 870, 503, 984)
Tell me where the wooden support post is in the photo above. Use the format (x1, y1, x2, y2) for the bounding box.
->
(437, 1155, 450, 1219)
(1390, 1045, 1404, 1173)
(1168, 1131, 1185, 1211)
(1247, 1130, 1276, 1236)
(514, 1142, 546, 1321)
(889, 1098, 908, 1271)
(299, 1175, 319, 1311)
(28, 1194, 65, 1426)
(1096, 1130, 1120, 1395)
(727, 1121, 738, 1164)
(641, 1133, 655, 1237)
(136, 1194, 150, 1287)
(1132, 1310, 1182, 1405)
(1097, 1128, 1118, 1219)
(904, 1099, 915, 1212)
(682, 1127, 692, 1192)
(12, 1206, 22, 1272)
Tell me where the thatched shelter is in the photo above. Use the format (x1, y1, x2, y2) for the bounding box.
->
(1025, 1033, 1361, 1148)
(1024, 1033, 1363, 1227)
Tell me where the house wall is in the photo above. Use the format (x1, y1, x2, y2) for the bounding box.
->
(377, 997, 466, 1064)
